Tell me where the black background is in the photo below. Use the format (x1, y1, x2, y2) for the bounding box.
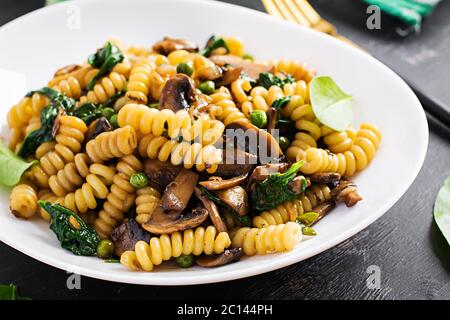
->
(0, 0, 449, 300)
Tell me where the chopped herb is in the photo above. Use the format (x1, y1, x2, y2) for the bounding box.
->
(259, 72, 295, 89)
(200, 35, 229, 57)
(87, 42, 124, 90)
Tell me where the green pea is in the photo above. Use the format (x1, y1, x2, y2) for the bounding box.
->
(278, 136, 290, 152)
(175, 254, 195, 268)
(97, 239, 115, 259)
(101, 107, 115, 119)
(297, 212, 319, 226)
(176, 61, 194, 76)
(302, 226, 317, 236)
(109, 114, 119, 128)
(198, 81, 216, 95)
(148, 103, 159, 109)
(249, 110, 268, 128)
(129, 172, 148, 189)
(243, 54, 254, 61)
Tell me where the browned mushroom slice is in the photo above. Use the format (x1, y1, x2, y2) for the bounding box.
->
(266, 107, 277, 133)
(111, 220, 151, 256)
(195, 56, 223, 81)
(199, 173, 248, 191)
(225, 119, 283, 162)
(249, 163, 289, 182)
(161, 169, 199, 213)
(142, 202, 209, 234)
(196, 248, 243, 268)
(310, 201, 336, 226)
(288, 175, 311, 195)
(209, 55, 274, 79)
(215, 148, 257, 177)
(309, 172, 341, 185)
(85, 117, 113, 141)
(195, 187, 227, 233)
(331, 179, 363, 207)
(152, 37, 198, 55)
(159, 74, 196, 112)
(216, 66, 243, 87)
(53, 64, 81, 77)
(144, 159, 182, 190)
(216, 186, 249, 216)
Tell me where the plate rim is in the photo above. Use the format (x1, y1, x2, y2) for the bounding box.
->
(0, 0, 429, 285)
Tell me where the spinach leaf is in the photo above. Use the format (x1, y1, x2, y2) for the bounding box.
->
(0, 142, 37, 186)
(272, 96, 291, 110)
(38, 200, 100, 256)
(310, 76, 353, 132)
(258, 73, 295, 89)
(18, 88, 75, 158)
(71, 103, 102, 125)
(434, 177, 450, 246)
(87, 42, 124, 90)
(199, 35, 229, 57)
(250, 161, 305, 212)
(0, 284, 30, 300)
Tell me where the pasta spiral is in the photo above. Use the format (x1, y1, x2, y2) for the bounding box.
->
(9, 184, 38, 219)
(51, 76, 83, 99)
(138, 134, 222, 173)
(125, 58, 154, 104)
(135, 186, 161, 225)
(252, 184, 332, 228)
(231, 222, 302, 256)
(208, 87, 248, 125)
(94, 155, 143, 239)
(86, 125, 137, 163)
(31, 116, 87, 188)
(299, 124, 382, 176)
(273, 59, 316, 83)
(78, 71, 127, 105)
(118, 103, 224, 144)
(120, 226, 232, 271)
(321, 126, 357, 153)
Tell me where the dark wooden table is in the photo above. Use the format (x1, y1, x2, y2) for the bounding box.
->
(0, 0, 449, 300)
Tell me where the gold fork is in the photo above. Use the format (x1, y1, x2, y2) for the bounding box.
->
(262, 0, 363, 49)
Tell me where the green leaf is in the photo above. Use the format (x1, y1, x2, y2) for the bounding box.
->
(0, 284, 31, 300)
(25, 87, 60, 100)
(250, 161, 305, 212)
(310, 76, 354, 132)
(87, 42, 124, 90)
(0, 142, 37, 186)
(199, 35, 229, 57)
(434, 177, 450, 246)
(272, 96, 291, 110)
(39, 200, 100, 256)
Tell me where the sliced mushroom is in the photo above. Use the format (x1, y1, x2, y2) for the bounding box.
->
(196, 248, 243, 268)
(249, 163, 289, 182)
(85, 117, 113, 141)
(195, 187, 227, 233)
(310, 201, 336, 226)
(144, 159, 182, 190)
(209, 55, 274, 79)
(159, 74, 196, 112)
(142, 201, 209, 234)
(309, 172, 341, 185)
(216, 186, 249, 216)
(111, 219, 151, 256)
(225, 119, 283, 163)
(215, 148, 257, 177)
(216, 66, 243, 87)
(266, 107, 277, 132)
(199, 173, 248, 191)
(161, 169, 199, 213)
(54, 64, 81, 77)
(195, 56, 223, 81)
(152, 37, 198, 55)
(331, 179, 363, 207)
(288, 175, 311, 195)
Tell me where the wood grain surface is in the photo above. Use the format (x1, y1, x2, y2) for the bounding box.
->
(0, 0, 449, 300)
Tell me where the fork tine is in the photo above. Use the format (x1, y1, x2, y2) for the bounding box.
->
(293, 0, 321, 26)
(283, 0, 311, 27)
(261, 0, 284, 19)
(273, 0, 299, 24)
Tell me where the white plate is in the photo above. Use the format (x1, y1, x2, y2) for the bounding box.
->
(0, 0, 428, 285)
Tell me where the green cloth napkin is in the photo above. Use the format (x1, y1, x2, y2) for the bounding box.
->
(364, 0, 442, 27)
